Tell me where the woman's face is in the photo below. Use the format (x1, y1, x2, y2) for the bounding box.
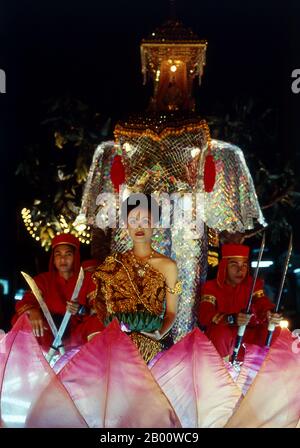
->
(127, 207, 154, 244)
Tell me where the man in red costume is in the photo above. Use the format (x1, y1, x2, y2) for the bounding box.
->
(199, 244, 282, 360)
(14, 234, 103, 348)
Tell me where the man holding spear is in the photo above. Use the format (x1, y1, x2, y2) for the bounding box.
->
(198, 243, 282, 361)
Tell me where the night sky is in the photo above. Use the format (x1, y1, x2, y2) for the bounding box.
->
(0, 0, 299, 296)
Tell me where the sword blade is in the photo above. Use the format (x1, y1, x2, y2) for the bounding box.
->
(265, 232, 293, 347)
(21, 271, 58, 337)
(49, 311, 72, 351)
(246, 232, 266, 313)
(46, 267, 85, 361)
(69, 267, 84, 302)
(232, 233, 266, 362)
(275, 232, 293, 312)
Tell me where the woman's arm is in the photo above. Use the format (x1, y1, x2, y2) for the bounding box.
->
(141, 259, 180, 340)
(159, 260, 179, 338)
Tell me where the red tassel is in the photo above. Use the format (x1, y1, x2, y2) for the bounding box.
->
(204, 154, 216, 193)
(110, 155, 126, 192)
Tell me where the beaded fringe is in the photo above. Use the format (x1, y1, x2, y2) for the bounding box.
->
(130, 332, 162, 364)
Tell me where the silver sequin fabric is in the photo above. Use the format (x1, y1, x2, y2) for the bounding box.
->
(76, 124, 266, 342)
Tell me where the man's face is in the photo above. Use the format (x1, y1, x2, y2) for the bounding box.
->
(127, 208, 153, 244)
(226, 257, 248, 286)
(53, 244, 75, 275)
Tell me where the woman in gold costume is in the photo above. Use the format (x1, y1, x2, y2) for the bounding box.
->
(92, 194, 181, 363)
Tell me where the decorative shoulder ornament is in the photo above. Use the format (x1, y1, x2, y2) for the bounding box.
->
(166, 281, 182, 295)
(105, 254, 118, 264)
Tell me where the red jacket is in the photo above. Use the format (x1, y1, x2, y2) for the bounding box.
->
(13, 270, 96, 327)
(199, 277, 275, 328)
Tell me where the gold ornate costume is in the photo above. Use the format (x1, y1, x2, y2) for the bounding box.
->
(93, 251, 168, 362)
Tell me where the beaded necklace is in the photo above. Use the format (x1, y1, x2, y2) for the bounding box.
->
(131, 249, 155, 277)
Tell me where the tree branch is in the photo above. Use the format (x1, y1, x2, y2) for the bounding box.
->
(262, 191, 291, 210)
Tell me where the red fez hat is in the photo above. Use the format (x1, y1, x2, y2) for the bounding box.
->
(51, 233, 80, 250)
(217, 244, 250, 287)
(49, 233, 81, 274)
(221, 244, 250, 259)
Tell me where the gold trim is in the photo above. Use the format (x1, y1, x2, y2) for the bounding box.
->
(223, 255, 248, 259)
(105, 255, 117, 265)
(129, 332, 162, 363)
(200, 294, 216, 306)
(52, 241, 78, 249)
(166, 281, 182, 295)
(253, 289, 264, 299)
(208, 255, 219, 268)
(87, 331, 101, 342)
(114, 120, 211, 144)
(141, 42, 208, 48)
(212, 313, 225, 324)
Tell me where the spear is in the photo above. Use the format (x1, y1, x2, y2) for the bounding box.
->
(265, 232, 293, 347)
(231, 232, 266, 363)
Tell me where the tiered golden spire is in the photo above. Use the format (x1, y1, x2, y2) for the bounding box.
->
(140, 15, 207, 112)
